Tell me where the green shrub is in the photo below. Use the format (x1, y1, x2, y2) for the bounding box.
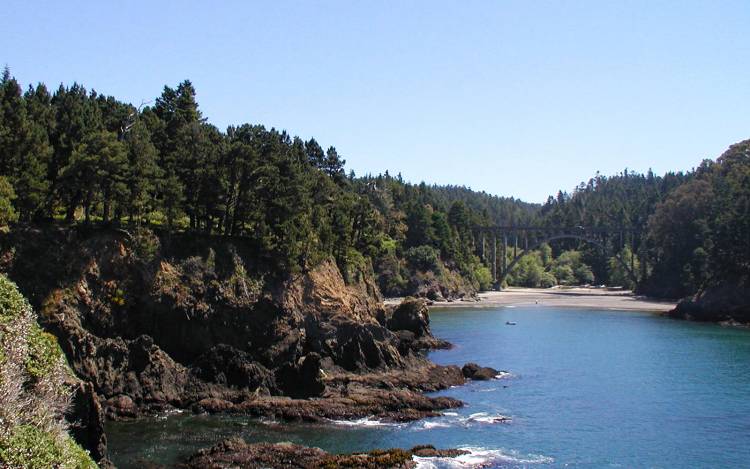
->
(474, 264, 494, 291)
(405, 245, 441, 272)
(375, 251, 408, 296)
(0, 275, 97, 468)
(551, 265, 575, 285)
(539, 271, 557, 288)
(131, 227, 160, 262)
(608, 246, 639, 289)
(555, 250, 582, 267)
(574, 264, 595, 284)
(341, 248, 369, 284)
(510, 253, 545, 287)
(0, 425, 96, 469)
(25, 329, 65, 379)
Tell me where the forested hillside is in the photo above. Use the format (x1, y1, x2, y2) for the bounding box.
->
(0, 68, 748, 312)
(0, 70, 538, 299)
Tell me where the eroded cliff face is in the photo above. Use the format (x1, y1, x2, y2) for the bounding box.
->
(0, 227, 468, 459)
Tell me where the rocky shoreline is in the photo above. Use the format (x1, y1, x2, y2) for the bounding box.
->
(0, 227, 500, 467)
(178, 439, 471, 469)
(668, 282, 750, 325)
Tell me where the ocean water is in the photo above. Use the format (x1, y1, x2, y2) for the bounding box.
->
(107, 306, 750, 468)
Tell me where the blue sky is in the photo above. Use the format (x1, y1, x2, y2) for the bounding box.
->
(4, 1, 749, 202)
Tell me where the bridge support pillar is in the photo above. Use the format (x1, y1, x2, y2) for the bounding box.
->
(501, 234, 507, 287)
(480, 233, 485, 262)
(492, 233, 497, 287)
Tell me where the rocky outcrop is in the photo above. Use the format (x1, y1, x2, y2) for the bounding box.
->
(388, 298, 432, 337)
(275, 352, 326, 398)
(191, 344, 277, 394)
(669, 282, 750, 324)
(66, 379, 108, 465)
(385, 298, 451, 351)
(462, 362, 500, 381)
(409, 269, 478, 302)
(0, 227, 492, 435)
(179, 438, 469, 469)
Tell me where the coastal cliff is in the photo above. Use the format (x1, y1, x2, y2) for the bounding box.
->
(0, 226, 490, 464)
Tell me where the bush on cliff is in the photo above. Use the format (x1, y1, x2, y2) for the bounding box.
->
(0, 274, 97, 469)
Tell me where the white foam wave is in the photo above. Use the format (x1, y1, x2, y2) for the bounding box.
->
(156, 408, 185, 420)
(466, 412, 512, 424)
(328, 416, 402, 427)
(415, 412, 511, 431)
(474, 387, 498, 393)
(421, 421, 452, 429)
(414, 446, 553, 468)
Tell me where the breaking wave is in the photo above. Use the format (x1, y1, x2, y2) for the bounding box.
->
(328, 416, 403, 427)
(414, 446, 553, 468)
(415, 412, 512, 430)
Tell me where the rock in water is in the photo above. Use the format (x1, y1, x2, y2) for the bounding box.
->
(179, 438, 470, 469)
(462, 362, 500, 381)
(670, 282, 750, 324)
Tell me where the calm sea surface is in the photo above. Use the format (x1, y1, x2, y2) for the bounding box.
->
(107, 306, 750, 468)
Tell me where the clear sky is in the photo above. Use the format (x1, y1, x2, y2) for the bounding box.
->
(4, 1, 749, 202)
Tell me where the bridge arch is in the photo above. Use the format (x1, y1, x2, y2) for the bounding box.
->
(497, 233, 638, 289)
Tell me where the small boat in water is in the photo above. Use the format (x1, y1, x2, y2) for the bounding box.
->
(506, 321, 517, 325)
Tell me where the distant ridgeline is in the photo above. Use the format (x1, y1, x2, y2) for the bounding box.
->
(0, 69, 747, 307)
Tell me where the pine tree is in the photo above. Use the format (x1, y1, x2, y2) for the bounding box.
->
(124, 121, 161, 224)
(0, 176, 18, 226)
(0, 74, 51, 220)
(50, 83, 103, 219)
(60, 131, 127, 223)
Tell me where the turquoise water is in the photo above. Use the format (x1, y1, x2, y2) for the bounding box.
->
(107, 306, 750, 467)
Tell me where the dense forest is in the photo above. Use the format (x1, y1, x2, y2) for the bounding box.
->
(0, 68, 748, 303)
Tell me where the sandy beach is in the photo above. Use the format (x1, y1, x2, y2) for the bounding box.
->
(386, 287, 677, 312)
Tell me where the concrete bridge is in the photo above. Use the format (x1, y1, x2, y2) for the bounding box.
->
(474, 225, 640, 289)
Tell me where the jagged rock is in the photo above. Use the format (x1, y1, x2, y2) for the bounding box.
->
(276, 352, 326, 398)
(103, 395, 138, 419)
(66, 378, 108, 465)
(388, 298, 432, 337)
(411, 445, 469, 458)
(462, 362, 500, 381)
(192, 398, 236, 414)
(179, 439, 470, 469)
(334, 322, 403, 371)
(394, 329, 451, 354)
(191, 344, 276, 393)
